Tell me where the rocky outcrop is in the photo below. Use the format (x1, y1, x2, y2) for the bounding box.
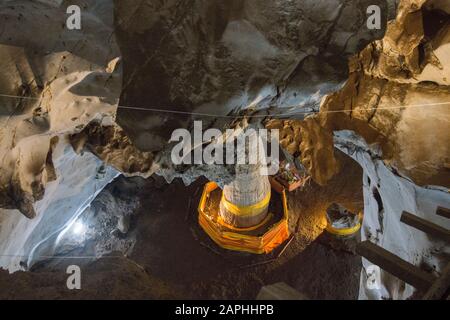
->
(113, 0, 389, 153)
(70, 122, 155, 176)
(0, 0, 120, 217)
(0, 254, 175, 299)
(269, 0, 450, 188)
(267, 0, 450, 299)
(266, 118, 340, 186)
(0, 0, 121, 270)
(335, 130, 450, 300)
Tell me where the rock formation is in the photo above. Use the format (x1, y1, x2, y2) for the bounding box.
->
(267, 0, 450, 299)
(272, 0, 450, 188)
(0, 0, 120, 270)
(0, 0, 448, 300)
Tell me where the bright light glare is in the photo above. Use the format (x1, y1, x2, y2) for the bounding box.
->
(72, 221, 85, 235)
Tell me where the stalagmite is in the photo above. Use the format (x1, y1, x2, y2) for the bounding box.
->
(218, 126, 273, 229)
(220, 164, 271, 228)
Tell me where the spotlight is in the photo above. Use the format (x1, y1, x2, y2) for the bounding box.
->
(72, 221, 85, 236)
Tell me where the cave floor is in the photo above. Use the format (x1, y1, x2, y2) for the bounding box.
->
(0, 151, 364, 299)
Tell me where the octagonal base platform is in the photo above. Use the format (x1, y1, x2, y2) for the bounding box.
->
(198, 182, 290, 254)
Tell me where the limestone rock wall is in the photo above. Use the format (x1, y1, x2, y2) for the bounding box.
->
(113, 0, 388, 154)
(335, 130, 449, 300)
(0, 0, 121, 271)
(269, 0, 450, 188)
(268, 0, 450, 299)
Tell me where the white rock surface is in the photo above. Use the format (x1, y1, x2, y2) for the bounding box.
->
(0, 0, 121, 271)
(0, 143, 118, 271)
(335, 130, 450, 300)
